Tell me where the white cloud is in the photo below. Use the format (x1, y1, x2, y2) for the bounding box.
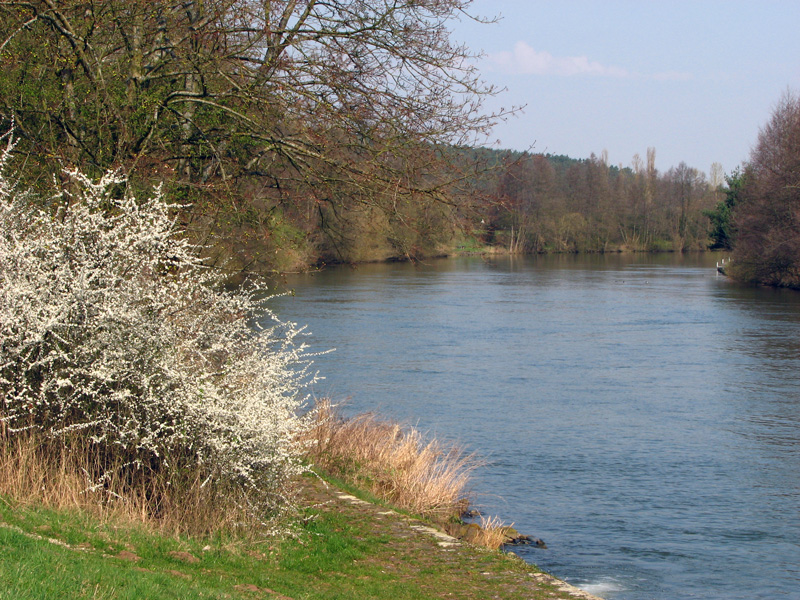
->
(490, 41, 630, 78)
(488, 41, 694, 81)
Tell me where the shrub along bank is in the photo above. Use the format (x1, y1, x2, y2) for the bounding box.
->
(0, 128, 502, 538)
(0, 131, 315, 534)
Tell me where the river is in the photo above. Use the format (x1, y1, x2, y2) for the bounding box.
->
(265, 253, 800, 600)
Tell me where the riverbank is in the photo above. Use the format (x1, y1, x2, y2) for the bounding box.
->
(0, 473, 603, 600)
(208, 228, 712, 278)
(0, 399, 604, 599)
(298, 473, 605, 600)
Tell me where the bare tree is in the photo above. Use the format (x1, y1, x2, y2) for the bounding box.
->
(667, 162, 707, 248)
(495, 154, 538, 253)
(733, 90, 800, 288)
(0, 0, 507, 249)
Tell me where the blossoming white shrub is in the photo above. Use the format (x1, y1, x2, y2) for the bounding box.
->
(0, 131, 313, 517)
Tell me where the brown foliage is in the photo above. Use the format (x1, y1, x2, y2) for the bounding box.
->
(480, 150, 717, 254)
(732, 90, 800, 288)
(0, 0, 505, 271)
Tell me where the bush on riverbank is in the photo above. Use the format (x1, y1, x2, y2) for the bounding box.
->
(0, 129, 314, 533)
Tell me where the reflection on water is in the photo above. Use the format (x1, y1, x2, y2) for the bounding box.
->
(266, 253, 800, 600)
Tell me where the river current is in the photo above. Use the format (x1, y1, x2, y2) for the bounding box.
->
(265, 253, 800, 600)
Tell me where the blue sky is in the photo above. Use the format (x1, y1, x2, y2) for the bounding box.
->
(451, 1, 800, 176)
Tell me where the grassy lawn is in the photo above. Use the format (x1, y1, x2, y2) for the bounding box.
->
(0, 475, 596, 600)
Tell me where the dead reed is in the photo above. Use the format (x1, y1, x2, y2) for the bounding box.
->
(304, 400, 480, 519)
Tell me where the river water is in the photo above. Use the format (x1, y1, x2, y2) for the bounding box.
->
(265, 253, 800, 600)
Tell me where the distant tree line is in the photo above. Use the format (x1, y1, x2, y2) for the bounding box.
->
(467, 148, 721, 254)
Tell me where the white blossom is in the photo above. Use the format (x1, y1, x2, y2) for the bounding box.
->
(0, 131, 314, 513)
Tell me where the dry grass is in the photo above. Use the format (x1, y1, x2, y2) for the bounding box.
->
(473, 515, 513, 550)
(0, 433, 277, 536)
(304, 400, 480, 519)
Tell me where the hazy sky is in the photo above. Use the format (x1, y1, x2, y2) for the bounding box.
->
(451, 0, 800, 176)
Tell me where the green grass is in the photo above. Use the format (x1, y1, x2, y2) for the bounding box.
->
(0, 501, 245, 599)
(0, 502, 413, 599)
(453, 235, 489, 253)
(0, 525, 201, 599)
(0, 481, 584, 600)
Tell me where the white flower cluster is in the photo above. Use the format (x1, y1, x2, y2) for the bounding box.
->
(0, 129, 313, 509)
